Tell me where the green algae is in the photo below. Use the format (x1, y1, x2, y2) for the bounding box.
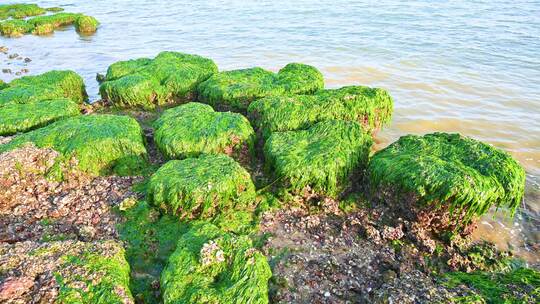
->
(0, 98, 80, 136)
(0, 114, 148, 176)
(443, 267, 540, 304)
(74, 15, 99, 33)
(367, 132, 526, 225)
(100, 52, 218, 109)
(264, 120, 373, 197)
(0, 4, 45, 20)
(154, 102, 255, 160)
(0, 70, 87, 105)
(161, 222, 272, 304)
(118, 200, 189, 304)
(248, 85, 393, 138)
(55, 241, 133, 303)
(146, 154, 257, 220)
(0, 19, 33, 37)
(197, 63, 324, 112)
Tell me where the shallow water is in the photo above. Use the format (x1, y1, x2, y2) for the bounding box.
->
(1, 0, 539, 263)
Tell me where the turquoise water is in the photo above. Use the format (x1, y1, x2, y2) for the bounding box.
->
(1, 0, 539, 261)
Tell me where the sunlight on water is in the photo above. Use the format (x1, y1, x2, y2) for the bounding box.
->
(1, 0, 539, 262)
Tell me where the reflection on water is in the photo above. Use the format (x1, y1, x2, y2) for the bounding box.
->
(1, 0, 539, 262)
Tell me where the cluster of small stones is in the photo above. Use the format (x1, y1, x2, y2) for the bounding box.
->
(0, 49, 535, 303)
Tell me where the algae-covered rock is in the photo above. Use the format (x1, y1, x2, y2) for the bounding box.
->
(0, 114, 148, 175)
(197, 63, 324, 112)
(0, 79, 7, 90)
(264, 120, 373, 197)
(0, 19, 34, 37)
(0, 70, 87, 105)
(100, 52, 218, 109)
(154, 102, 255, 160)
(147, 154, 256, 220)
(161, 222, 272, 304)
(0, 240, 134, 303)
(249, 85, 393, 138)
(367, 132, 526, 228)
(0, 4, 45, 20)
(74, 15, 99, 33)
(0, 98, 80, 135)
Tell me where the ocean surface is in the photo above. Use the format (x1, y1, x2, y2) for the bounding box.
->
(1, 0, 539, 262)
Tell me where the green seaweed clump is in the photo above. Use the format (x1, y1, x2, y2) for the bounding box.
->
(264, 120, 373, 197)
(0, 114, 148, 176)
(146, 154, 256, 220)
(197, 63, 324, 112)
(99, 52, 218, 109)
(0, 70, 87, 105)
(367, 132, 526, 226)
(0, 98, 80, 135)
(248, 85, 393, 138)
(0, 79, 7, 90)
(443, 267, 540, 304)
(154, 102, 255, 160)
(0, 4, 45, 20)
(0, 19, 33, 37)
(161, 222, 272, 304)
(74, 15, 99, 33)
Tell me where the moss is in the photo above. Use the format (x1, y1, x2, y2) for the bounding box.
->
(0, 79, 7, 90)
(100, 52, 218, 109)
(46, 7, 65, 12)
(0, 98, 80, 135)
(0, 19, 34, 37)
(55, 241, 134, 303)
(161, 222, 272, 304)
(0, 70, 87, 106)
(248, 85, 393, 138)
(118, 200, 189, 304)
(0, 114, 148, 176)
(147, 154, 256, 220)
(0, 4, 46, 20)
(197, 63, 324, 112)
(264, 120, 373, 197)
(443, 267, 540, 304)
(28, 12, 81, 28)
(154, 102, 255, 160)
(75, 15, 99, 33)
(367, 132, 526, 226)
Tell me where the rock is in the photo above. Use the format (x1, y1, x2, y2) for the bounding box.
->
(161, 222, 271, 304)
(99, 51, 217, 109)
(367, 132, 526, 234)
(74, 15, 99, 33)
(153, 102, 255, 162)
(198, 63, 323, 112)
(23, 57, 31, 62)
(248, 85, 393, 138)
(264, 120, 372, 197)
(2, 68, 11, 74)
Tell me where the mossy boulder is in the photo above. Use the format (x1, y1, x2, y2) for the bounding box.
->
(197, 63, 324, 112)
(161, 222, 272, 304)
(0, 11, 99, 37)
(74, 15, 99, 33)
(0, 70, 87, 105)
(147, 154, 256, 220)
(248, 85, 393, 138)
(367, 133, 526, 229)
(0, 4, 46, 20)
(0, 19, 33, 37)
(100, 52, 218, 109)
(154, 102, 255, 161)
(0, 240, 134, 303)
(264, 120, 373, 197)
(0, 114, 148, 176)
(0, 99, 80, 135)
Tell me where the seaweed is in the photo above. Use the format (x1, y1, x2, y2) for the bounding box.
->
(0, 70, 87, 105)
(443, 267, 540, 304)
(146, 154, 257, 221)
(154, 102, 255, 160)
(161, 222, 272, 304)
(0, 98, 80, 136)
(0, 11, 99, 37)
(74, 15, 99, 33)
(0, 114, 148, 176)
(197, 63, 324, 112)
(100, 52, 218, 109)
(264, 120, 373, 197)
(0, 4, 45, 20)
(367, 132, 526, 226)
(248, 85, 393, 138)
(0, 19, 34, 37)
